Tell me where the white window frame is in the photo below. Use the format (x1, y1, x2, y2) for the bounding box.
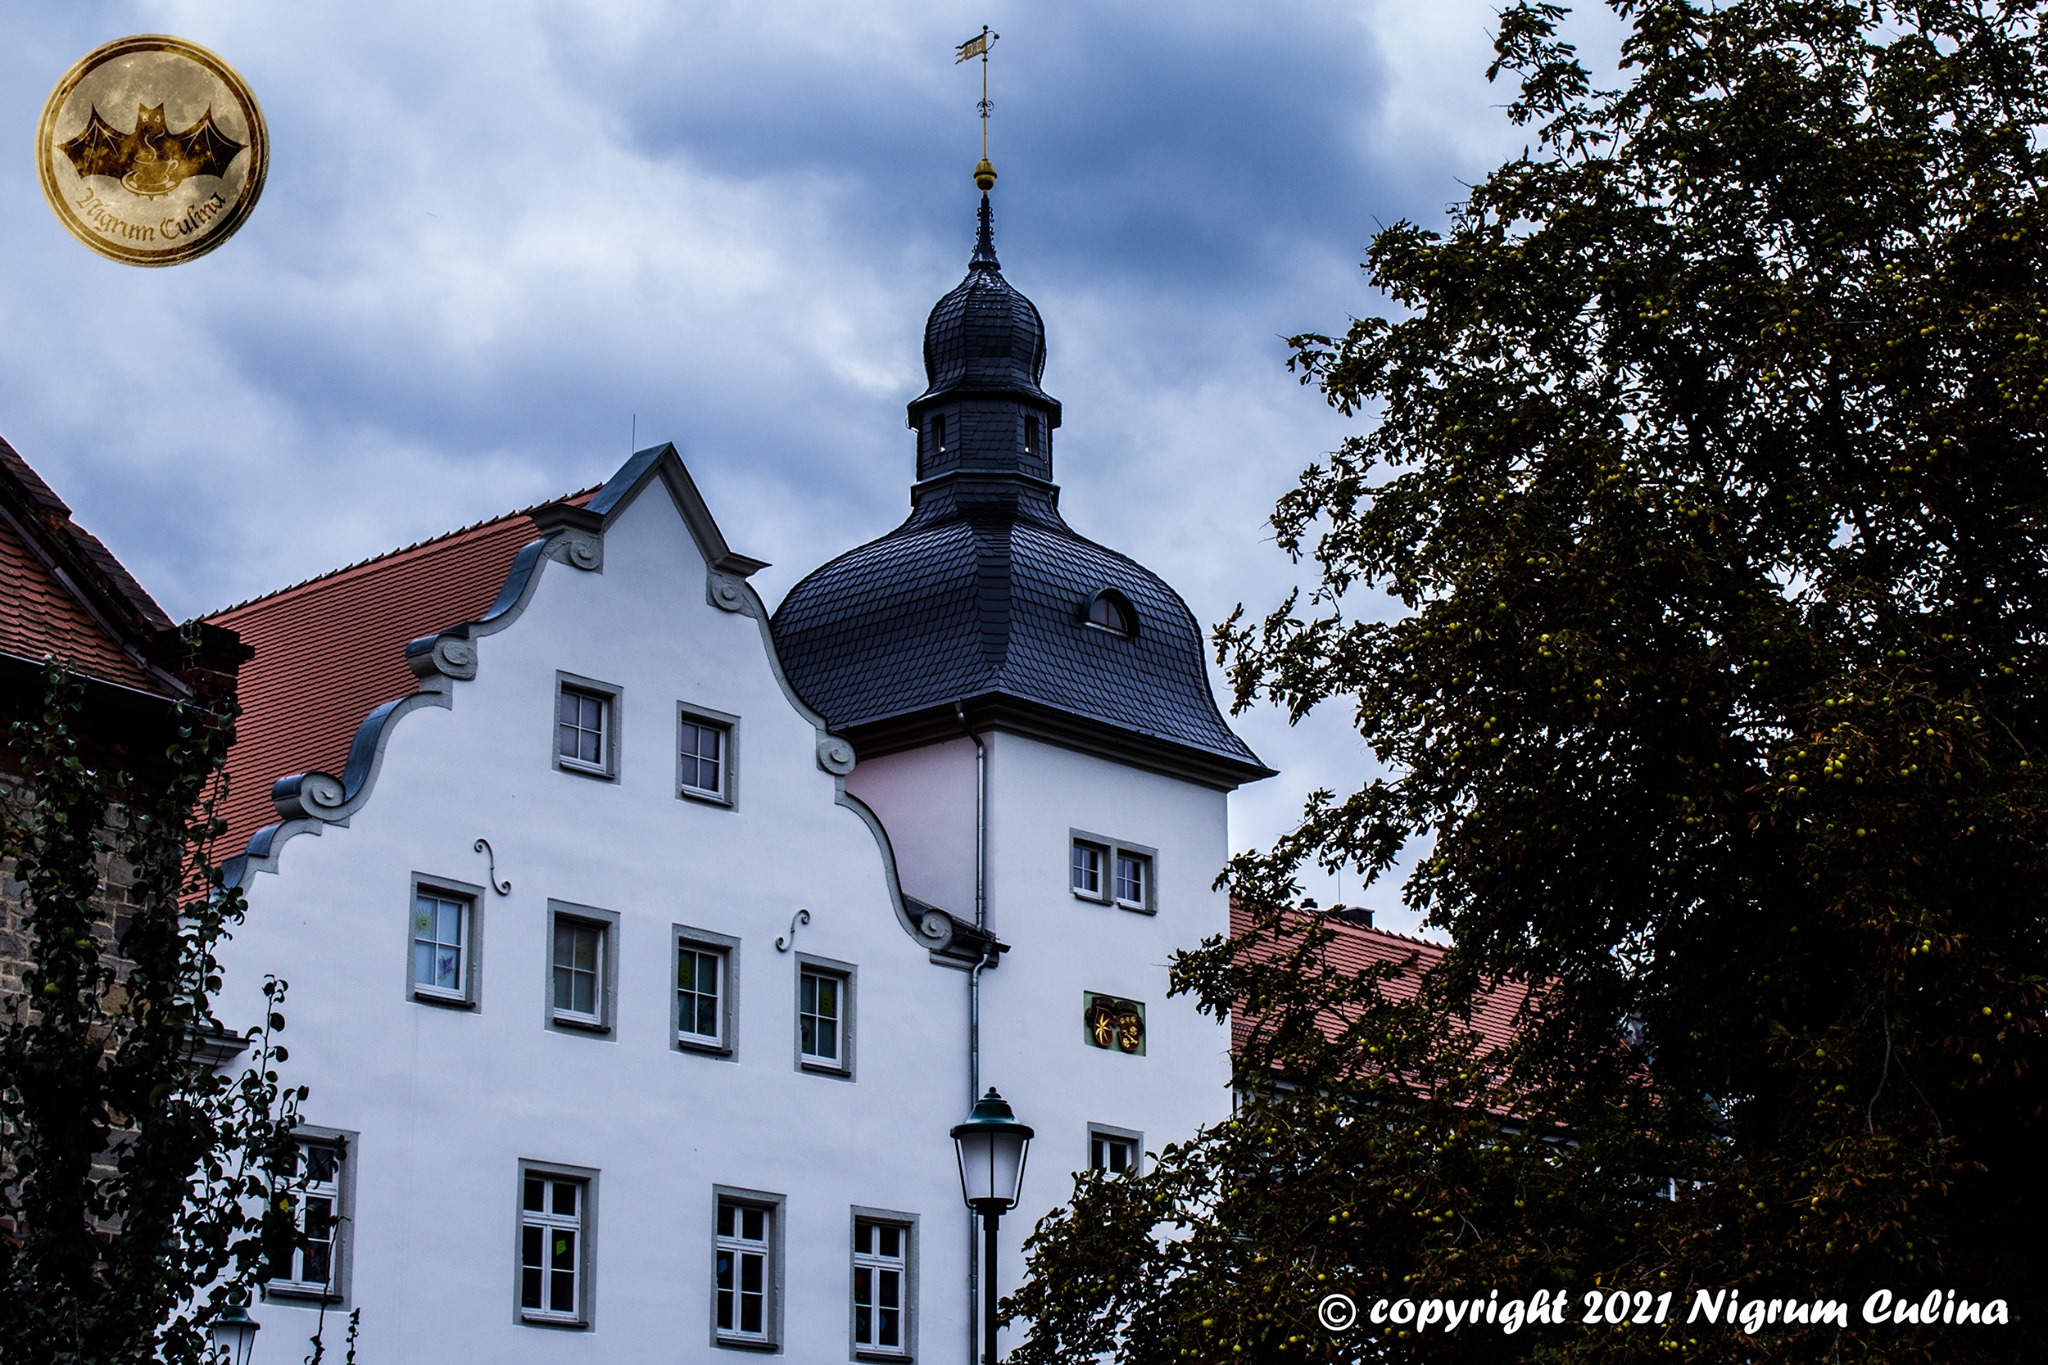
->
(554, 672, 621, 779)
(1070, 839, 1106, 900)
(516, 1161, 596, 1329)
(850, 1209, 917, 1360)
(408, 875, 483, 1008)
(675, 701, 739, 807)
(1088, 1123, 1144, 1177)
(544, 902, 618, 1036)
(1070, 831, 1157, 914)
(795, 954, 855, 1077)
(674, 925, 739, 1057)
(265, 1127, 355, 1304)
(712, 1188, 784, 1350)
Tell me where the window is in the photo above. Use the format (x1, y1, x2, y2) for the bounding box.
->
(1070, 840, 1105, 899)
(1083, 588, 1136, 636)
(676, 703, 739, 806)
(1115, 851, 1150, 911)
(932, 413, 947, 455)
(1024, 414, 1039, 457)
(545, 902, 618, 1035)
(1089, 1125, 1143, 1176)
(267, 1131, 353, 1302)
(518, 1163, 595, 1327)
(714, 1192, 782, 1348)
(554, 673, 620, 778)
(409, 876, 483, 1007)
(852, 1214, 914, 1358)
(796, 956, 855, 1076)
(675, 927, 739, 1056)
(1071, 832, 1156, 913)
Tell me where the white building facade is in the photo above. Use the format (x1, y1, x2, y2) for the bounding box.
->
(215, 191, 1269, 1362)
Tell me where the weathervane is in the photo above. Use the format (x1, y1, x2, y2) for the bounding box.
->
(955, 25, 1000, 191)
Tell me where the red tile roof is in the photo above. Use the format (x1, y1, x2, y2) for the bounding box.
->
(1229, 901, 1528, 1060)
(0, 434, 173, 693)
(206, 492, 591, 861)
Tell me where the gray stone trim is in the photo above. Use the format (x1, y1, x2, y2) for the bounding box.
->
(407, 872, 486, 1010)
(553, 671, 623, 781)
(816, 734, 857, 775)
(673, 925, 740, 1059)
(710, 1185, 786, 1352)
(543, 901, 620, 1039)
(515, 1158, 600, 1330)
(847, 1205, 919, 1362)
(793, 952, 857, 1080)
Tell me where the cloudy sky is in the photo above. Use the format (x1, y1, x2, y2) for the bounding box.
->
(1, 1, 1608, 936)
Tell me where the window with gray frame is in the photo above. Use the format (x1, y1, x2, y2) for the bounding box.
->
(1089, 1124, 1144, 1176)
(518, 1164, 594, 1327)
(851, 1215, 913, 1358)
(555, 673, 620, 778)
(796, 957, 854, 1076)
(1070, 832, 1157, 914)
(676, 702, 738, 806)
(546, 902, 618, 1035)
(675, 928, 737, 1055)
(266, 1131, 353, 1303)
(409, 876, 483, 1007)
(714, 1193, 780, 1348)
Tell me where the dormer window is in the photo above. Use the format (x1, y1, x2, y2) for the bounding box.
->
(1083, 589, 1136, 637)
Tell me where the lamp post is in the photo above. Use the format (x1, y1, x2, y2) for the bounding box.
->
(209, 1302, 260, 1365)
(952, 1087, 1033, 1364)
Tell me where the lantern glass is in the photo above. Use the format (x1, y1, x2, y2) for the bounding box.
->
(209, 1303, 260, 1365)
(950, 1088, 1034, 1212)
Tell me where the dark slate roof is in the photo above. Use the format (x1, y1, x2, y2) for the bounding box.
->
(911, 197, 1056, 417)
(772, 199, 1270, 789)
(773, 496, 1268, 784)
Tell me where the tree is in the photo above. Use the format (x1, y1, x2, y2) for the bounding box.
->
(1011, 1, 2047, 1360)
(0, 658, 311, 1364)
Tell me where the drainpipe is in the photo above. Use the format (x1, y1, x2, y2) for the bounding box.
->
(957, 702, 989, 1363)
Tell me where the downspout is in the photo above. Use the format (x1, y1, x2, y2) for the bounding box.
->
(957, 701, 989, 1363)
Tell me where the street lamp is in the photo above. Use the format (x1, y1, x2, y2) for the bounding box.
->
(952, 1087, 1033, 1364)
(209, 1302, 260, 1365)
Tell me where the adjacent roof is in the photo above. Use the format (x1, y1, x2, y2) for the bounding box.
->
(1228, 900, 1527, 1061)
(0, 433, 174, 693)
(205, 492, 588, 862)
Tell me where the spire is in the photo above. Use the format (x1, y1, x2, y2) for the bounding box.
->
(971, 192, 999, 270)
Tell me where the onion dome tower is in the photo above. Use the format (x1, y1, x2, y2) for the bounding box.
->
(772, 182, 1271, 788)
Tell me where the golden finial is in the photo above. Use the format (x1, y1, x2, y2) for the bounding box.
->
(955, 27, 1000, 191)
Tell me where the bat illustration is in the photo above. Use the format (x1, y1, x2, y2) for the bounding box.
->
(59, 102, 244, 198)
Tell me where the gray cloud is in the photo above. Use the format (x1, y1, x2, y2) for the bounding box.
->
(0, 0, 1589, 936)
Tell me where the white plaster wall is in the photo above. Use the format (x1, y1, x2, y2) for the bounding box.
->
(217, 478, 978, 1363)
(854, 731, 1238, 1315)
(842, 737, 978, 918)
